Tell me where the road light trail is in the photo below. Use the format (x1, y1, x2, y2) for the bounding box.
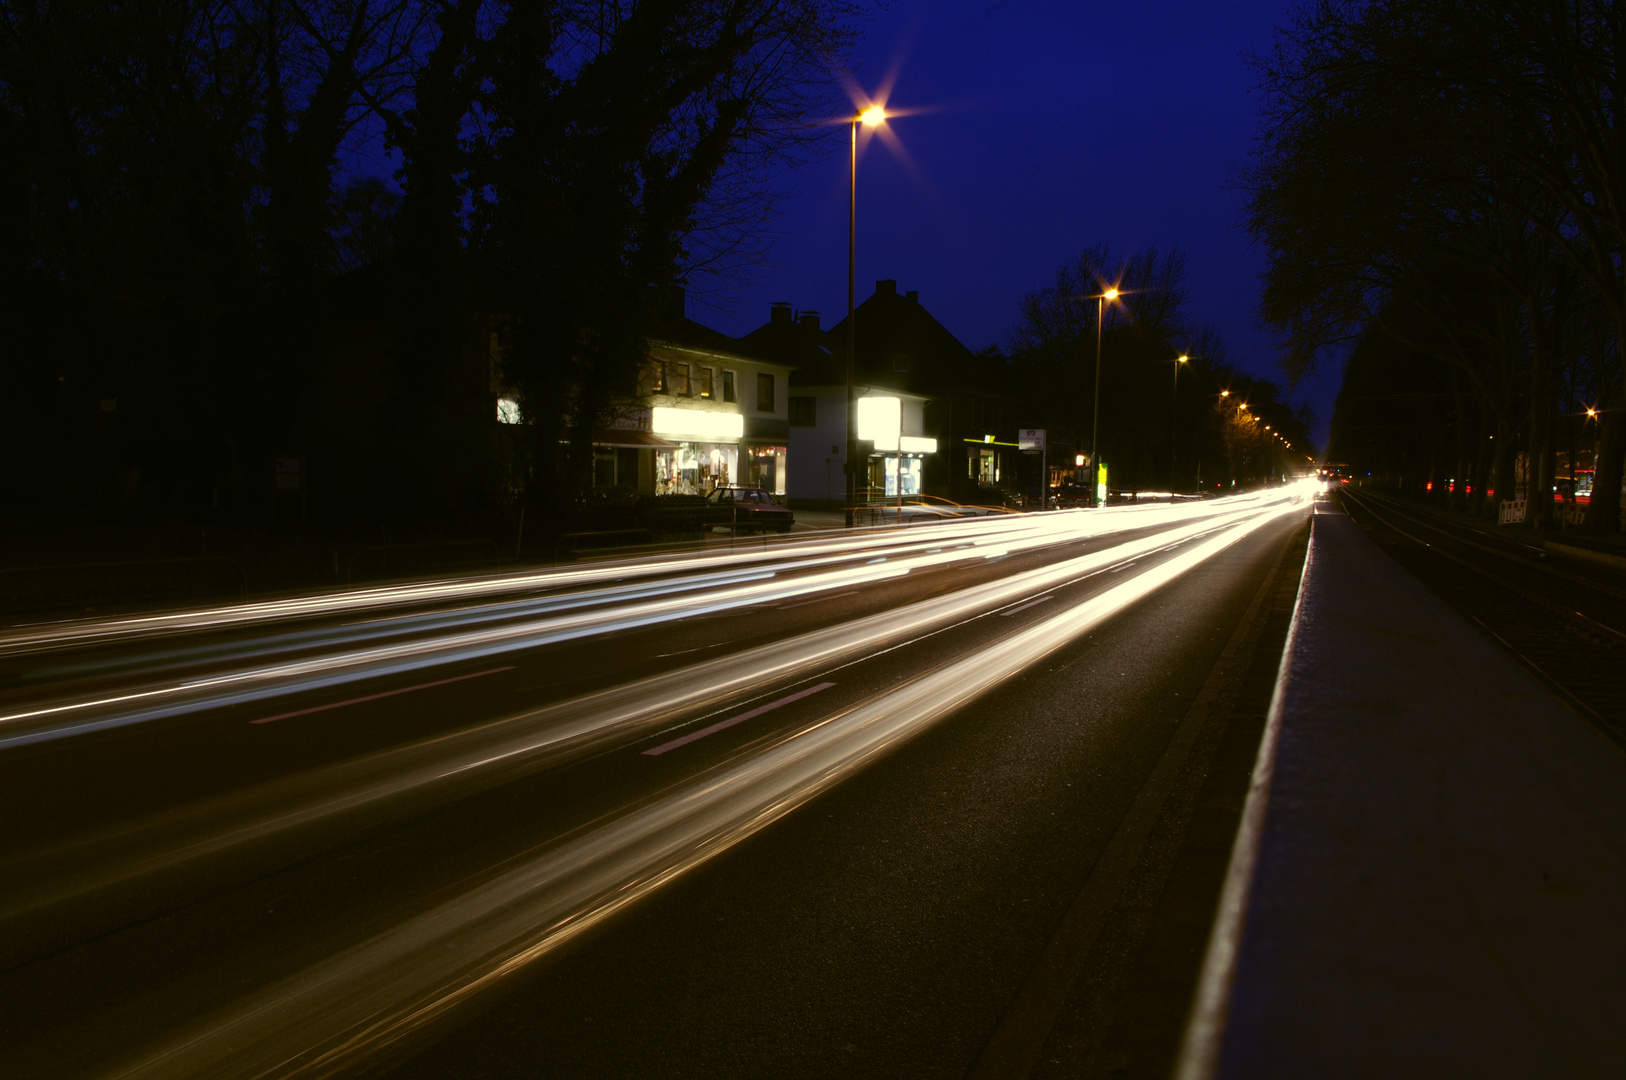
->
(0, 494, 1279, 659)
(99, 495, 1307, 1080)
(0, 499, 1286, 750)
(0, 496, 1303, 962)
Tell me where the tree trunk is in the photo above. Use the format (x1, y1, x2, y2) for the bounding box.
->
(1491, 406, 1517, 513)
(1526, 314, 1556, 530)
(1585, 381, 1626, 533)
(1471, 396, 1493, 515)
(1451, 381, 1473, 512)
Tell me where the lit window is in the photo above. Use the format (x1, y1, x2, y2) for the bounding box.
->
(699, 366, 714, 399)
(497, 397, 522, 424)
(670, 362, 692, 397)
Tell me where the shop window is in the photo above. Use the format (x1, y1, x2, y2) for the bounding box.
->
(656, 442, 737, 495)
(789, 396, 816, 426)
(722, 370, 736, 403)
(699, 366, 714, 399)
(757, 372, 775, 413)
(593, 448, 617, 486)
(747, 444, 787, 495)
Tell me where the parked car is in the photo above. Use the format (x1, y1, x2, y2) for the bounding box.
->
(972, 483, 1025, 509)
(1050, 483, 1092, 508)
(704, 487, 794, 534)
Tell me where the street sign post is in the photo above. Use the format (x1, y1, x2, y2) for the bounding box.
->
(1020, 429, 1047, 509)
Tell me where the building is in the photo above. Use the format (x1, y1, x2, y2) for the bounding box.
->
(492, 290, 793, 497)
(742, 301, 936, 509)
(745, 281, 1031, 508)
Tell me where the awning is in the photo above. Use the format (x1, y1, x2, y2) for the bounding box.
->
(561, 429, 679, 449)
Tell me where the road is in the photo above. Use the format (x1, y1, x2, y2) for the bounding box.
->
(0, 489, 1314, 1079)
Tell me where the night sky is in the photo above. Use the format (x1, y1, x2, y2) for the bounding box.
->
(693, 0, 1339, 451)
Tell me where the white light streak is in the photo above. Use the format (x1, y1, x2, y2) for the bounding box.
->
(101, 497, 1307, 1080)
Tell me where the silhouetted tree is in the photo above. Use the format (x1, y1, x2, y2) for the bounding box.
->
(1246, 0, 1626, 530)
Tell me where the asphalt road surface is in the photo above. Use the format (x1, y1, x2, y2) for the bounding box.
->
(0, 490, 1314, 1079)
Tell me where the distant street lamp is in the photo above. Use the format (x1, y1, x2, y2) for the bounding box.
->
(1089, 287, 1121, 506)
(845, 104, 889, 527)
(1172, 354, 1188, 491)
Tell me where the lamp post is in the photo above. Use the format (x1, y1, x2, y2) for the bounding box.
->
(845, 105, 887, 528)
(1172, 354, 1188, 493)
(1089, 287, 1120, 506)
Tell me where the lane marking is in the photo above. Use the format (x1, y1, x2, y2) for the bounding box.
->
(1000, 595, 1055, 617)
(250, 666, 515, 725)
(778, 590, 859, 610)
(642, 682, 836, 756)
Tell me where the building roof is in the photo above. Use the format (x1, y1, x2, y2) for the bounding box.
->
(744, 281, 1000, 399)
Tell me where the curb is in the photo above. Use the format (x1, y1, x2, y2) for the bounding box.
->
(1544, 539, 1626, 572)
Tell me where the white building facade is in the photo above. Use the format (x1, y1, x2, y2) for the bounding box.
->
(785, 385, 936, 508)
(643, 339, 793, 496)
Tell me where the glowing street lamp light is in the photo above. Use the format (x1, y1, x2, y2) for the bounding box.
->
(1171, 354, 1189, 492)
(1088, 286, 1122, 506)
(845, 104, 891, 525)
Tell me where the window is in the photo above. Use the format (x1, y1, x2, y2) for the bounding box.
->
(651, 361, 667, 394)
(757, 372, 775, 413)
(497, 397, 522, 424)
(670, 362, 691, 397)
(722, 370, 736, 403)
(789, 396, 816, 426)
(698, 366, 714, 399)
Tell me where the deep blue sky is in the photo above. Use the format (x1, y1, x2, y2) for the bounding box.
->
(692, 0, 1337, 451)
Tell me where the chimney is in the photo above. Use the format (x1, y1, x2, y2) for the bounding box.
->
(798, 310, 821, 332)
(875, 279, 897, 296)
(770, 301, 792, 325)
(906, 290, 919, 305)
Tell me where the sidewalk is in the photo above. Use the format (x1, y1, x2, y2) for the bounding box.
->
(1182, 503, 1626, 1079)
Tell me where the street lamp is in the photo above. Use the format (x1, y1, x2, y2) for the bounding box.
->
(1172, 354, 1188, 492)
(845, 104, 889, 527)
(1089, 287, 1121, 506)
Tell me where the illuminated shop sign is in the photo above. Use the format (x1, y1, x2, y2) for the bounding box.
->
(650, 406, 744, 440)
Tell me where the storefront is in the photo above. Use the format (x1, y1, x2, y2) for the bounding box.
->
(650, 405, 744, 495)
(655, 441, 738, 494)
(744, 443, 787, 495)
(868, 453, 925, 497)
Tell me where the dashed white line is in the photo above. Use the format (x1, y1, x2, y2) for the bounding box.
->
(642, 682, 837, 756)
(1000, 595, 1056, 617)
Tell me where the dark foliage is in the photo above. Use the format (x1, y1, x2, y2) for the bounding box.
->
(1246, 0, 1626, 530)
(0, 0, 857, 563)
(1006, 244, 1314, 492)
